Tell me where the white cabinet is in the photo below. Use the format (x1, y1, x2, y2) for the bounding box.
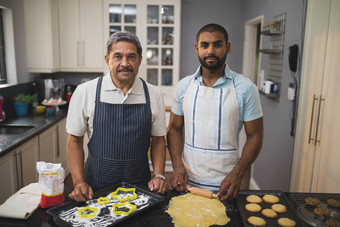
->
(39, 124, 58, 163)
(58, 0, 104, 72)
(24, 0, 60, 73)
(0, 136, 39, 204)
(103, 0, 181, 106)
(56, 118, 69, 173)
(290, 0, 340, 193)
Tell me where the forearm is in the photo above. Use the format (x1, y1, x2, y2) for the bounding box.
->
(67, 134, 85, 186)
(167, 126, 184, 168)
(150, 136, 166, 175)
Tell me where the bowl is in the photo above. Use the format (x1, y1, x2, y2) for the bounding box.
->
(46, 106, 56, 115)
(35, 105, 46, 114)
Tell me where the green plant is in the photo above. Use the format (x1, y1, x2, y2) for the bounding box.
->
(13, 94, 32, 103)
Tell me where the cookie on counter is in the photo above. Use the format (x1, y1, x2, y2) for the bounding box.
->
(261, 208, 277, 218)
(326, 218, 340, 227)
(263, 194, 280, 204)
(271, 204, 287, 213)
(278, 217, 296, 227)
(313, 207, 330, 217)
(305, 197, 320, 206)
(246, 195, 263, 204)
(247, 216, 267, 226)
(327, 198, 340, 208)
(245, 203, 262, 212)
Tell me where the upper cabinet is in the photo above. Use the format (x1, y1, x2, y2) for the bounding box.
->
(24, 0, 60, 73)
(58, 0, 104, 72)
(103, 0, 181, 106)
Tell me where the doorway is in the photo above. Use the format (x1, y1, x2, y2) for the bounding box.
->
(239, 15, 263, 190)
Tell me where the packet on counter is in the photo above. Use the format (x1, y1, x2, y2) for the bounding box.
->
(36, 161, 65, 208)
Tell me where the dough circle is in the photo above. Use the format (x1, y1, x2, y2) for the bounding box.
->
(166, 193, 230, 227)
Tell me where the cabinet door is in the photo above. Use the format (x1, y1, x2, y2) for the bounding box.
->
(24, 0, 59, 72)
(39, 124, 58, 163)
(58, 0, 80, 70)
(57, 118, 69, 173)
(0, 151, 18, 204)
(17, 136, 39, 187)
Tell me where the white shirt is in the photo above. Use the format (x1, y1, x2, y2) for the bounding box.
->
(66, 72, 167, 138)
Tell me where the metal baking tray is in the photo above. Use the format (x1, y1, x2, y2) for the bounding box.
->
(286, 193, 340, 227)
(236, 190, 307, 226)
(47, 182, 164, 227)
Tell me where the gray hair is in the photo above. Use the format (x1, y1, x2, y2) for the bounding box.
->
(106, 31, 142, 57)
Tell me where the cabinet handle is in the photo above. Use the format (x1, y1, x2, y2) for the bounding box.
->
(18, 150, 23, 188)
(82, 40, 85, 67)
(308, 95, 318, 144)
(77, 41, 80, 67)
(314, 95, 325, 146)
(13, 153, 20, 191)
(56, 127, 60, 157)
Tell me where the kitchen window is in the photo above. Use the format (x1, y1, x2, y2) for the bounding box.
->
(0, 8, 6, 84)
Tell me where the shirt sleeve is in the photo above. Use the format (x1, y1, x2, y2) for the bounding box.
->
(150, 86, 167, 137)
(171, 76, 192, 116)
(242, 82, 263, 122)
(66, 84, 88, 136)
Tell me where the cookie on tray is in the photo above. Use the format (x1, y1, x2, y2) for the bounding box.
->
(313, 207, 330, 217)
(271, 203, 287, 213)
(245, 203, 262, 212)
(326, 218, 340, 227)
(278, 217, 296, 227)
(247, 216, 267, 226)
(305, 197, 320, 206)
(261, 208, 277, 218)
(327, 198, 340, 208)
(246, 195, 263, 204)
(263, 194, 280, 204)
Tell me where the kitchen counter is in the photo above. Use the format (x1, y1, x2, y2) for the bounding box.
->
(0, 108, 68, 157)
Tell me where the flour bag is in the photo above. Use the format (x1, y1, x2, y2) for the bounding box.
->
(36, 162, 65, 208)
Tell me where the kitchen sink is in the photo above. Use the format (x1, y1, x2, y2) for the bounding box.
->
(0, 124, 36, 135)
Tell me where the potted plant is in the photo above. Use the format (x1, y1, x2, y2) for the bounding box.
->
(13, 94, 32, 116)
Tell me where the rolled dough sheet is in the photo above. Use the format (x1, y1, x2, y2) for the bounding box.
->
(166, 193, 230, 227)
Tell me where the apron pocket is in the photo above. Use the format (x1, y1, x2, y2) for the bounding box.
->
(98, 157, 148, 185)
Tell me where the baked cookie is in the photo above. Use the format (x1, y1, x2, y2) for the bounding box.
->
(271, 204, 287, 213)
(246, 195, 263, 204)
(263, 194, 280, 204)
(247, 216, 267, 226)
(305, 197, 320, 206)
(313, 207, 330, 217)
(326, 218, 340, 227)
(261, 208, 277, 218)
(327, 198, 340, 208)
(278, 217, 296, 227)
(245, 203, 262, 212)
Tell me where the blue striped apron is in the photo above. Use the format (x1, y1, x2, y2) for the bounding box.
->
(182, 75, 239, 191)
(85, 77, 152, 190)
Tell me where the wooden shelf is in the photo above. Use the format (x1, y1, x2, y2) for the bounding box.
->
(259, 49, 282, 54)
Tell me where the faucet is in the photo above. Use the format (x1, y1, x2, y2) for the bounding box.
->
(0, 94, 5, 122)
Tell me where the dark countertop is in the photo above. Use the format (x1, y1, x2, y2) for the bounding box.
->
(0, 108, 68, 157)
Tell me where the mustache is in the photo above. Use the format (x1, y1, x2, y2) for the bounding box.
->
(204, 55, 220, 61)
(117, 67, 133, 72)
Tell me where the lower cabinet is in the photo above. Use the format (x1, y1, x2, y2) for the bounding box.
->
(0, 117, 69, 204)
(0, 136, 39, 204)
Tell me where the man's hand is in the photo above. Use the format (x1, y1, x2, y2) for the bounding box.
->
(217, 171, 242, 200)
(69, 182, 94, 202)
(148, 177, 168, 195)
(171, 165, 188, 192)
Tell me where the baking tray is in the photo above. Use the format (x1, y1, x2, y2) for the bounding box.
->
(286, 193, 340, 227)
(236, 190, 307, 226)
(47, 182, 164, 227)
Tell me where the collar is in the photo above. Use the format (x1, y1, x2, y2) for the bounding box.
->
(194, 64, 233, 87)
(102, 71, 143, 95)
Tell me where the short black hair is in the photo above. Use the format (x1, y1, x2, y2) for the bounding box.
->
(196, 23, 229, 43)
(106, 31, 142, 58)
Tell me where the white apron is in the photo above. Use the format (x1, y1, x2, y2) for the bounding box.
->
(182, 76, 239, 191)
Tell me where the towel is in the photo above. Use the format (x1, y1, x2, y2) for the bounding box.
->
(0, 183, 41, 219)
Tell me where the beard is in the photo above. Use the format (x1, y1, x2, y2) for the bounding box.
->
(198, 54, 227, 70)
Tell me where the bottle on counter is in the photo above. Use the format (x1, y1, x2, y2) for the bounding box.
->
(66, 86, 73, 104)
(32, 82, 39, 109)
